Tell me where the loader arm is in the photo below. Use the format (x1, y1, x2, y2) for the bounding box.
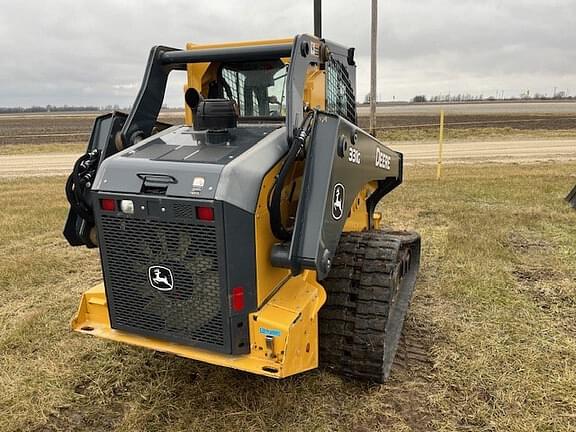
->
(271, 111, 402, 279)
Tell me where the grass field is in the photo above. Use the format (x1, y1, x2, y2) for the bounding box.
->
(1, 163, 575, 431)
(0, 143, 86, 156)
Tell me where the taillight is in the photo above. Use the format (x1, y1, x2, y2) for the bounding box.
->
(196, 206, 214, 221)
(231, 286, 245, 312)
(100, 198, 116, 211)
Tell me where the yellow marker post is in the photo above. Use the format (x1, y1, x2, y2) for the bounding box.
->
(436, 110, 445, 180)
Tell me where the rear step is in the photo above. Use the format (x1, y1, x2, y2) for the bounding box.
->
(319, 229, 421, 383)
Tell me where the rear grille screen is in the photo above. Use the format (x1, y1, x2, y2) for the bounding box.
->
(100, 214, 225, 348)
(326, 57, 357, 124)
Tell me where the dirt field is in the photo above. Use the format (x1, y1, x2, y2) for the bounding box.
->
(2, 108, 576, 148)
(357, 101, 576, 116)
(0, 112, 185, 146)
(1, 163, 575, 431)
(358, 113, 576, 131)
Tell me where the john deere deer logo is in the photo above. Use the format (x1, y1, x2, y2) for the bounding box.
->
(148, 266, 174, 291)
(332, 183, 345, 220)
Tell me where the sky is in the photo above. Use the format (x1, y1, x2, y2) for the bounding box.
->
(0, 0, 574, 107)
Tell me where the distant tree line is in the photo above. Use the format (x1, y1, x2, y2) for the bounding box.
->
(0, 103, 180, 113)
(411, 93, 575, 103)
(0, 105, 108, 113)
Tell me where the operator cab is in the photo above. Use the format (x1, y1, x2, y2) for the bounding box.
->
(204, 60, 288, 120)
(181, 59, 289, 146)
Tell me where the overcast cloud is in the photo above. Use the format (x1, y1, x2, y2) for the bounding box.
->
(0, 0, 574, 107)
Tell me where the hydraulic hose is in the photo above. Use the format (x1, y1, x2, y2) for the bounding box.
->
(65, 150, 100, 224)
(269, 111, 316, 241)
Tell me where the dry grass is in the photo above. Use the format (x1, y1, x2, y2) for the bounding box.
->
(378, 127, 576, 143)
(0, 143, 85, 156)
(2, 127, 576, 156)
(1, 163, 575, 431)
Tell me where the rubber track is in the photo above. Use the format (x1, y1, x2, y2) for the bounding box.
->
(319, 230, 421, 383)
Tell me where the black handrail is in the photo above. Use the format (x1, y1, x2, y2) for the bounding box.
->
(161, 44, 292, 66)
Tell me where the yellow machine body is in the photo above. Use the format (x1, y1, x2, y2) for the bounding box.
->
(72, 271, 324, 379)
(63, 27, 422, 385)
(71, 38, 381, 378)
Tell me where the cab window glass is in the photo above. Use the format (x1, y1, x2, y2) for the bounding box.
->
(221, 61, 288, 118)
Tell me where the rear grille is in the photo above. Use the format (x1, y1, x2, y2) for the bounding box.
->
(99, 214, 225, 348)
(326, 57, 357, 124)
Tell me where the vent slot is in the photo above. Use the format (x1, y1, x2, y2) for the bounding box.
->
(173, 203, 197, 219)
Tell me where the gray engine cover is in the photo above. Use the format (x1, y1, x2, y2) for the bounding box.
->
(92, 124, 287, 213)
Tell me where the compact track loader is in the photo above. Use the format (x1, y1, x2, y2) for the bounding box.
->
(64, 31, 420, 382)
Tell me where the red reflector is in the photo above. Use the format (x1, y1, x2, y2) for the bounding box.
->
(196, 206, 214, 221)
(100, 198, 116, 211)
(231, 286, 245, 312)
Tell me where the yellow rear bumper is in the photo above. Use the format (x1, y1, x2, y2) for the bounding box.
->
(72, 270, 326, 379)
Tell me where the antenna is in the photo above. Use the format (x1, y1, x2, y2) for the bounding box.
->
(369, 0, 378, 136)
(314, 0, 322, 38)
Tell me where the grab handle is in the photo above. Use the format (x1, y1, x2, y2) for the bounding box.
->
(137, 173, 178, 184)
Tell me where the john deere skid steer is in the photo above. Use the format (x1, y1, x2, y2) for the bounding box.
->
(64, 30, 420, 382)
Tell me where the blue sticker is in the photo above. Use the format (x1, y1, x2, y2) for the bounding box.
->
(259, 327, 281, 337)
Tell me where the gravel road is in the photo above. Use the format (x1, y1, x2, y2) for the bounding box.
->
(1, 138, 575, 178)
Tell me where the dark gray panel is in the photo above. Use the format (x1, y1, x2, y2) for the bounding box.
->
(93, 156, 223, 200)
(222, 202, 257, 354)
(160, 146, 235, 163)
(93, 125, 285, 206)
(288, 112, 402, 279)
(124, 125, 278, 164)
(125, 141, 177, 160)
(215, 127, 288, 212)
